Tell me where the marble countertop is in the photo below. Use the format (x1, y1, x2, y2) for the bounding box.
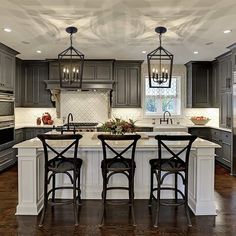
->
(14, 122, 231, 133)
(14, 131, 220, 150)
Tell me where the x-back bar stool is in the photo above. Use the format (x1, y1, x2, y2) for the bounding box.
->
(149, 135, 197, 227)
(37, 134, 83, 227)
(97, 134, 141, 227)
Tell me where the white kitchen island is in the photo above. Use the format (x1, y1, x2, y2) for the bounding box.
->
(14, 132, 219, 216)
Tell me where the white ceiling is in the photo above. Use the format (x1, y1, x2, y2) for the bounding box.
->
(0, 0, 236, 63)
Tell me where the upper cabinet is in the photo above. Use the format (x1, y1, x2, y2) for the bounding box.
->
(217, 53, 232, 91)
(15, 58, 23, 107)
(0, 43, 18, 91)
(49, 60, 114, 81)
(112, 61, 142, 108)
(21, 61, 52, 107)
(185, 61, 212, 108)
(212, 60, 220, 108)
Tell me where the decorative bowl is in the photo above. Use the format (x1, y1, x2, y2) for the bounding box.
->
(190, 116, 210, 125)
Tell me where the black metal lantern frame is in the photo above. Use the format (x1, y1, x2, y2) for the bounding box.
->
(147, 26, 173, 88)
(58, 26, 84, 88)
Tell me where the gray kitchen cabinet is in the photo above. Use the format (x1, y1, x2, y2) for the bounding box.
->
(15, 129, 24, 144)
(23, 127, 52, 140)
(212, 60, 220, 107)
(24, 128, 36, 140)
(0, 43, 18, 91)
(219, 92, 232, 128)
(15, 58, 23, 107)
(185, 61, 212, 108)
(22, 61, 52, 107)
(221, 131, 232, 164)
(218, 53, 232, 91)
(113, 61, 142, 108)
(0, 148, 15, 172)
(188, 127, 211, 141)
(49, 60, 114, 81)
(189, 127, 232, 168)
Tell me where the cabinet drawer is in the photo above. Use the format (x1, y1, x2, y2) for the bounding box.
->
(221, 131, 231, 144)
(211, 129, 221, 140)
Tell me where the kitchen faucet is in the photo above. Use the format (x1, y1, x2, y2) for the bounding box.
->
(160, 111, 173, 124)
(67, 113, 74, 130)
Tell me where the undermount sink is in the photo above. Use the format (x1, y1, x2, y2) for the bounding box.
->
(153, 124, 188, 132)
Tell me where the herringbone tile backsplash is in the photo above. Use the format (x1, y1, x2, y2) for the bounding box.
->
(60, 91, 109, 123)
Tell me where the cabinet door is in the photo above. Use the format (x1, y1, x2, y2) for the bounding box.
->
(222, 143, 231, 163)
(15, 129, 24, 144)
(192, 64, 211, 107)
(212, 61, 219, 107)
(114, 66, 127, 107)
(49, 62, 60, 80)
(23, 62, 52, 107)
(0, 148, 15, 172)
(24, 128, 36, 140)
(15, 59, 23, 107)
(113, 61, 142, 108)
(219, 92, 232, 128)
(185, 62, 212, 108)
(128, 67, 141, 107)
(219, 55, 232, 91)
(83, 62, 96, 80)
(0, 52, 15, 91)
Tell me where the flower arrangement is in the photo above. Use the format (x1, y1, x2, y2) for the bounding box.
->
(101, 118, 136, 135)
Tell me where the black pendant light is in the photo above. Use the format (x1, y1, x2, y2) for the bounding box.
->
(147, 26, 173, 88)
(58, 26, 84, 88)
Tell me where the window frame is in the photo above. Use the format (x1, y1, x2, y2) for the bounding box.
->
(142, 75, 184, 118)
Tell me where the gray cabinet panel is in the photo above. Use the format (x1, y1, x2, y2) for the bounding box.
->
(0, 148, 15, 172)
(23, 61, 52, 107)
(15, 58, 23, 107)
(189, 127, 232, 168)
(219, 92, 232, 128)
(113, 61, 142, 108)
(185, 61, 212, 108)
(15, 129, 24, 144)
(212, 61, 220, 107)
(218, 54, 232, 91)
(49, 60, 114, 81)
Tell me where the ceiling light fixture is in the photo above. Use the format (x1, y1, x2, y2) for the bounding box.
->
(58, 26, 84, 88)
(147, 26, 173, 88)
(224, 29, 232, 34)
(194, 51, 199, 54)
(36, 50, 42, 54)
(142, 50, 147, 54)
(4, 28, 11, 32)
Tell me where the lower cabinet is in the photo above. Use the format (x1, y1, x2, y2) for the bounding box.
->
(189, 127, 232, 168)
(23, 128, 53, 140)
(0, 148, 15, 172)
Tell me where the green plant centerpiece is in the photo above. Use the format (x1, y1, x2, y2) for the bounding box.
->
(101, 118, 136, 135)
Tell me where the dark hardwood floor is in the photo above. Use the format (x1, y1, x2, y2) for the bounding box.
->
(0, 164, 236, 235)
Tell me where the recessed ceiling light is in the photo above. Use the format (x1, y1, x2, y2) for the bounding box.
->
(36, 50, 42, 54)
(194, 51, 199, 54)
(4, 28, 11, 32)
(142, 50, 147, 54)
(224, 29, 232, 34)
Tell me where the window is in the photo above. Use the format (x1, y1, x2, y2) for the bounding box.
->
(144, 76, 181, 116)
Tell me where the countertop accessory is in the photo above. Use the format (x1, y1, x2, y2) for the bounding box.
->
(101, 118, 136, 135)
(58, 26, 84, 89)
(190, 116, 210, 125)
(147, 26, 173, 88)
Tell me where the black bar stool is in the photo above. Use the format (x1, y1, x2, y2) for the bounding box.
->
(97, 134, 141, 227)
(149, 135, 197, 227)
(37, 134, 83, 227)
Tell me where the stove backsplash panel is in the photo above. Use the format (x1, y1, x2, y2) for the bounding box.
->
(60, 91, 109, 123)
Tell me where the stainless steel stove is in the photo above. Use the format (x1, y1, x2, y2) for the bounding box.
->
(57, 122, 99, 133)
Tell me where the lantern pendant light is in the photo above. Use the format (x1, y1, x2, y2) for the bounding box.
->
(147, 26, 173, 88)
(58, 26, 84, 88)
